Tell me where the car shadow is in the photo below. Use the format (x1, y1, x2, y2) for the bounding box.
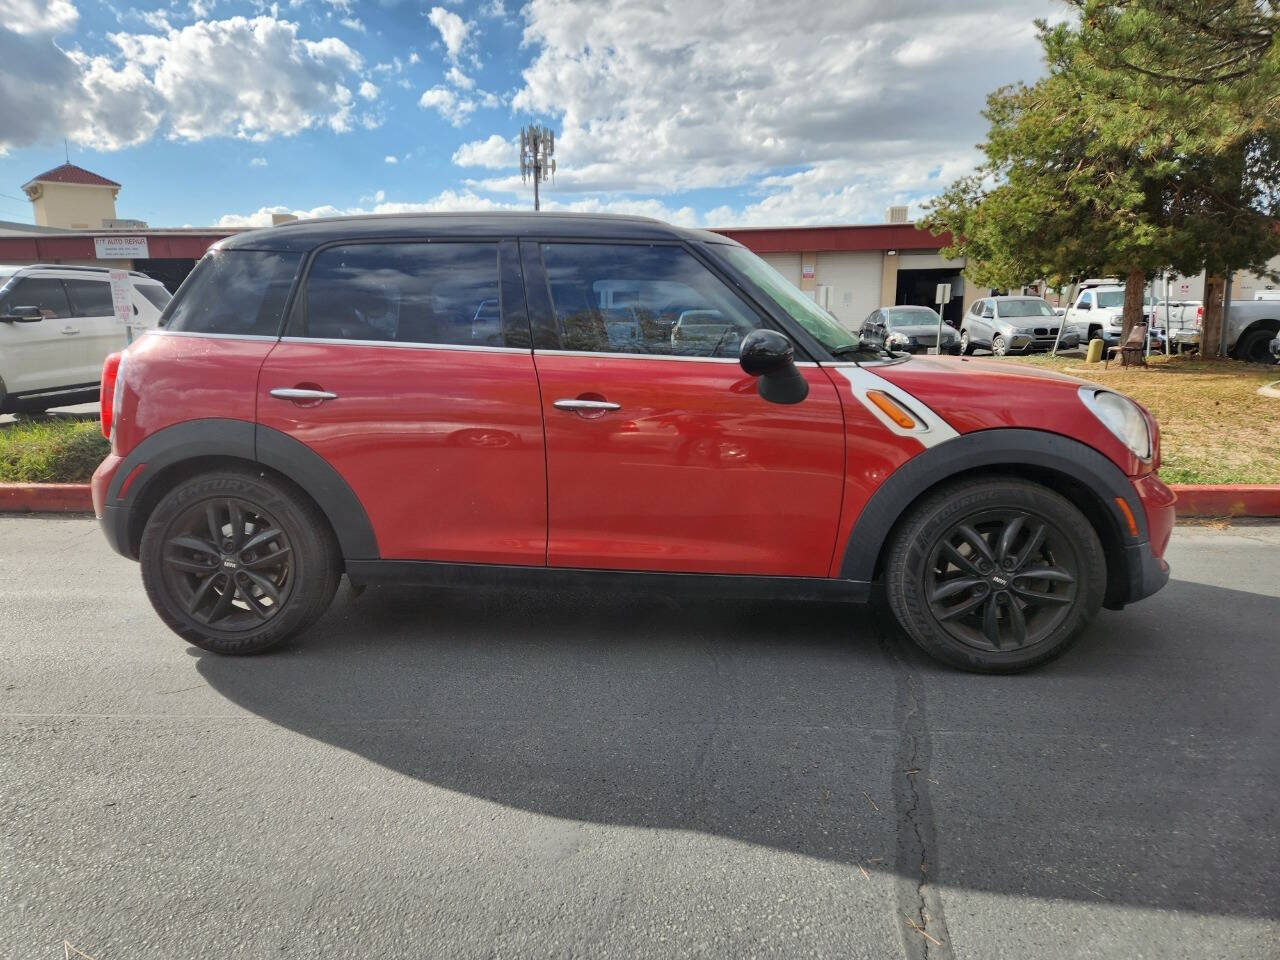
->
(195, 576, 1279, 921)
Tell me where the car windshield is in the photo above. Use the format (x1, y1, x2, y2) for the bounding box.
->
(884, 307, 941, 327)
(714, 244, 863, 356)
(1096, 290, 1126, 308)
(999, 299, 1054, 317)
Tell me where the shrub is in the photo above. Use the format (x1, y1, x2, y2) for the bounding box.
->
(0, 418, 109, 483)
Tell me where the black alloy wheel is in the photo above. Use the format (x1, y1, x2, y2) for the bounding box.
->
(140, 468, 341, 655)
(924, 510, 1077, 653)
(884, 476, 1105, 673)
(161, 497, 294, 630)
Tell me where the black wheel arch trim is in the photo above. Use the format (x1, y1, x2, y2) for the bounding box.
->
(839, 427, 1150, 585)
(104, 418, 378, 561)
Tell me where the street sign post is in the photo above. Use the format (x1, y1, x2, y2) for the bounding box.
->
(109, 269, 134, 345)
(933, 283, 951, 355)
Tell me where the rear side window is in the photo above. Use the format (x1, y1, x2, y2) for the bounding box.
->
(136, 284, 172, 310)
(295, 242, 501, 346)
(0, 277, 71, 319)
(539, 243, 764, 357)
(64, 279, 114, 317)
(162, 250, 301, 336)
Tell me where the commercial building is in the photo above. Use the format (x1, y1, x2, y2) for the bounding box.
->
(3, 163, 1273, 319)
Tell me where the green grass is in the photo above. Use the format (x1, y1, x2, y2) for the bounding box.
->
(0, 417, 110, 483)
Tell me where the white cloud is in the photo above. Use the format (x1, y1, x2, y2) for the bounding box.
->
(449, 0, 1057, 224)
(250, 156, 268, 166)
(408, 51, 421, 65)
(339, 16, 364, 32)
(106, 16, 364, 143)
(418, 85, 474, 126)
(427, 5, 472, 63)
(384, 154, 398, 164)
(358, 80, 379, 100)
(0, 0, 79, 34)
(445, 65, 473, 89)
(452, 133, 512, 169)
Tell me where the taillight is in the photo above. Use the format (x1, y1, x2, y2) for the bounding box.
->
(101, 352, 123, 439)
(1195, 305, 1203, 327)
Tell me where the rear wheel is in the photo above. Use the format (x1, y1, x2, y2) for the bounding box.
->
(140, 468, 341, 655)
(1234, 327, 1278, 364)
(884, 477, 1105, 673)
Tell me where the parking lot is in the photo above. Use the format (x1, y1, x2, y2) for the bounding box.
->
(3, 516, 1277, 959)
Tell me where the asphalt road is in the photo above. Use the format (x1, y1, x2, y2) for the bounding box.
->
(2, 517, 1277, 960)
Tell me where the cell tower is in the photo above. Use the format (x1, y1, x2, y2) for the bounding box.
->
(519, 125, 556, 211)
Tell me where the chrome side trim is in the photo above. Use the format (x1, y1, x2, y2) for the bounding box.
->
(279, 336, 530, 354)
(145, 329, 279, 342)
(834, 366, 960, 449)
(530, 348, 818, 367)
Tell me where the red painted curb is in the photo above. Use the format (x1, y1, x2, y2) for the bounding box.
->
(0, 483, 93, 513)
(1169, 484, 1280, 518)
(1, 482, 1278, 518)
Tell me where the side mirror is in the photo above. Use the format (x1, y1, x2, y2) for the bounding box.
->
(1078, 302, 1091, 311)
(739, 329, 809, 405)
(1, 305, 43, 323)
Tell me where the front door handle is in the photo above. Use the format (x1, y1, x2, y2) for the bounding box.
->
(270, 387, 339, 401)
(553, 399, 621, 412)
(60, 326, 79, 335)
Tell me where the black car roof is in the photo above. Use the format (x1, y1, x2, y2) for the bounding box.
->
(217, 212, 735, 253)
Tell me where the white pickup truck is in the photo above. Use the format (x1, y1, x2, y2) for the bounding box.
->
(1064, 283, 1279, 362)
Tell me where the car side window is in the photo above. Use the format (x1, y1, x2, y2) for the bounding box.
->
(539, 242, 765, 358)
(64, 279, 115, 317)
(297, 242, 502, 347)
(981, 300, 994, 318)
(0, 277, 71, 319)
(164, 250, 301, 336)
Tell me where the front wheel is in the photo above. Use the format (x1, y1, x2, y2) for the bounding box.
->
(140, 468, 342, 655)
(959, 330, 974, 355)
(992, 334, 1009, 356)
(884, 477, 1106, 673)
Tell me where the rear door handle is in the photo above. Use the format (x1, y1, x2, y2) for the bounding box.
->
(553, 399, 621, 412)
(270, 387, 339, 401)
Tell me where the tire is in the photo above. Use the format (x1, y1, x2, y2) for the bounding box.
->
(992, 334, 1009, 356)
(959, 330, 974, 355)
(884, 476, 1106, 673)
(139, 467, 342, 655)
(1234, 327, 1278, 364)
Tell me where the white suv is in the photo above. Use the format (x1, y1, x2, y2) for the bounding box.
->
(0, 264, 170, 413)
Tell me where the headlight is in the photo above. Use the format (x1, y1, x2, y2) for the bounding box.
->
(886, 332, 911, 346)
(1079, 387, 1152, 460)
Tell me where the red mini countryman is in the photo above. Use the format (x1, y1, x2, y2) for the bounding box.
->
(92, 214, 1174, 672)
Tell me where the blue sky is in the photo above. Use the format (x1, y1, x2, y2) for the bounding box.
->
(0, 0, 1059, 229)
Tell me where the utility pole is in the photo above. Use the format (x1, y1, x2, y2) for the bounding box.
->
(519, 125, 556, 211)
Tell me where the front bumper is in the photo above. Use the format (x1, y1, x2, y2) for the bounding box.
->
(1106, 472, 1176, 608)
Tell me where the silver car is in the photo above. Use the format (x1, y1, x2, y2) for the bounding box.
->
(960, 296, 1080, 356)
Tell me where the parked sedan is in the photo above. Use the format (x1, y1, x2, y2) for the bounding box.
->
(859, 305, 960, 355)
(961, 296, 1080, 355)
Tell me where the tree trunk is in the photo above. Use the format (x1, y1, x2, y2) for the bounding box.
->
(1201, 274, 1225, 359)
(1120, 266, 1147, 366)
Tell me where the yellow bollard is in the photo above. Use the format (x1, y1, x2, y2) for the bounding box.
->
(1085, 338, 1104, 364)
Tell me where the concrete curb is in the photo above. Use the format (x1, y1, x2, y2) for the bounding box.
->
(2, 482, 1279, 519)
(1169, 484, 1280, 518)
(0, 483, 94, 513)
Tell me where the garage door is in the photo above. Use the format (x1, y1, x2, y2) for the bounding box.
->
(761, 253, 802, 286)
(816, 252, 883, 327)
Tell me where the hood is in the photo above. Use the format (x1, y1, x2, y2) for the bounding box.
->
(868, 354, 1147, 476)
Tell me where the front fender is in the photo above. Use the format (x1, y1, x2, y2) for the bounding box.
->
(838, 427, 1149, 583)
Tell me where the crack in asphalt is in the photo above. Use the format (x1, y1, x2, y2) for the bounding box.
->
(878, 613, 953, 960)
